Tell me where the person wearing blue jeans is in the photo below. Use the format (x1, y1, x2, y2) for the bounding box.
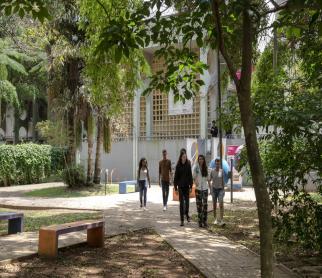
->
(137, 158, 151, 210)
(209, 158, 225, 226)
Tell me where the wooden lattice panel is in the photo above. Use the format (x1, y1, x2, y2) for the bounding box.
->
(140, 96, 146, 137)
(112, 102, 133, 141)
(150, 51, 201, 139)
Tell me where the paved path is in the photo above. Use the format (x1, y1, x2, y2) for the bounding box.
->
(0, 184, 295, 277)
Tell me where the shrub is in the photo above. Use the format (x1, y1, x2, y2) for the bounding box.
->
(50, 147, 67, 173)
(61, 165, 86, 188)
(0, 143, 65, 186)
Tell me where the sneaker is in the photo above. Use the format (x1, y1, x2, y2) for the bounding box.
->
(213, 219, 218, 225)
(143, 207, 147, 211)
(180, 221, 184, 226)
(219, 220, 225, 226)
(163, 206, 167, 211)
(186, 215, 191, 222)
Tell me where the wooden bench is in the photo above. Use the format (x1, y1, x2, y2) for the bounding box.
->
(0, 212, 24, 234)
(38, 219, 104, 258)
(119, 180, 138, 194)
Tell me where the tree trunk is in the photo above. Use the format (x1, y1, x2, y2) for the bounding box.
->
(87, 115, 94, 184)
(66, 107, 76, 165)
(93, 116, 103, 184)
(66, 57, 81, 165)
(236, 7, 273, 278)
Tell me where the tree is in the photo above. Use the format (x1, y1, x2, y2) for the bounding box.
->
(0, 38, 27, 119)
(0, 0, 50, 22)
(78, 0, 148, 184)
(93, 0, 322, 276)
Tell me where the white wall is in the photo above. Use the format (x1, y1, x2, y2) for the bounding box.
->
(138, 139, 186, 182)
(80, 139, 186, 183)
(80, 140, 134, 183)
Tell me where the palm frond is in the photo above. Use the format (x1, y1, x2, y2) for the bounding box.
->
(0, 54, 28, 75)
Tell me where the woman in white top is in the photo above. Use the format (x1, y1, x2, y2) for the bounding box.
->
(137, 158, 151, 210)
(192, 154, 209, 228)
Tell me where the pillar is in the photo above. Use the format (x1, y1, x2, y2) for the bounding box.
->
(199, 47, 210, 140)
(132, 88, 141, 180)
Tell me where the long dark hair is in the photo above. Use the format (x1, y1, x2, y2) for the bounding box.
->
(138, 157, 148, 179)
(138, 157, 148, 172)
(198, 155, 208, 177)
(176, 150, 187, 166)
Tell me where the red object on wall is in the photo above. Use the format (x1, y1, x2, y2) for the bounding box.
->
(227, 145, 239, 156)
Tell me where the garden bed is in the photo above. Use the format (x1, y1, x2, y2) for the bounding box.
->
(0, 229, 203, 278)
(197, 201, 321, 278)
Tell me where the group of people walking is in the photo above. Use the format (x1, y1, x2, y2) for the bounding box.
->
(137, 149, 227, 227)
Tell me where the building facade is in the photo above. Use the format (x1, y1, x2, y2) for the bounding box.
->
(80, 46, 245, 182)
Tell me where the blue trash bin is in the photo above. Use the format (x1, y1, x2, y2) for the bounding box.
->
(119, 182, 127, 194)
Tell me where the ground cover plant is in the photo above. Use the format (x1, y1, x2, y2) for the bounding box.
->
(194, 201, 321, 278)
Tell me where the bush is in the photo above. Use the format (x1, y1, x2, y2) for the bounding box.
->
(0, 143, 66, 186)
(61, 165, 86, 188)
(50, 147, 67, 173)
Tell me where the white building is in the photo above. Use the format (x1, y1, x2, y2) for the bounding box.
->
(80, 45, 245, 182)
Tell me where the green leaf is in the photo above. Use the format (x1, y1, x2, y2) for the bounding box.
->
(196, 36, 203, 48)
(18, 8, 25, 18)
(115, 48, 122, 63)
(4, 5, 11, 16)
(309, 12, 319, 27)
(318, 22, 322, 36)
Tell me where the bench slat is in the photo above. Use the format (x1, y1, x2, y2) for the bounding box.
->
(0, 212, 24, 221)
(40, 220, 104, 236)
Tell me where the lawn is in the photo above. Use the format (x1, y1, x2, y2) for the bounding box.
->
(0, 207, 102, 234)
(0, 229, 203, 278)
(24, 184, 135, 198)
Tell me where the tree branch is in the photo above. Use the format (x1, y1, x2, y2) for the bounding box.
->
(262, 1, 289, 16)
(210, 0, 240, 88)
(95, 0, 109, 17)
(269, 0, 281, 9)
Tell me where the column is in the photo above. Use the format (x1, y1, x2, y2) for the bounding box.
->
(132, 88, 141, 180)
(199, 47, 210, 140)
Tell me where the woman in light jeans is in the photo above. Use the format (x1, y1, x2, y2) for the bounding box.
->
(137, 157, 151, 210)
(192, 155, 209, 228)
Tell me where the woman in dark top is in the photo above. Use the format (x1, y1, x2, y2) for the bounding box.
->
(174, 151, 193, 226)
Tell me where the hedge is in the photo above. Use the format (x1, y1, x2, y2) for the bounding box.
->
(0, 143, 66, 186)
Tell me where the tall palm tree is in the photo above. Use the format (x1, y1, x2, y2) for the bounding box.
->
(93, 111, 111, 184)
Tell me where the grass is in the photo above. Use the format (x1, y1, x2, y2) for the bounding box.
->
(199, 207, 261, 253)
(0, 207, 102, 234)
(24, 183, 135, 198)
(310, 192, 322, 204)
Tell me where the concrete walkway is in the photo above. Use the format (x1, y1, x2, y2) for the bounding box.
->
(0, 184, 295, 277)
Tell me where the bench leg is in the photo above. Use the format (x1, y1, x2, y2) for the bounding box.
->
(38, 230, 58, 258)
(8, 217, 23, 234)
(87, 226, 104, 248)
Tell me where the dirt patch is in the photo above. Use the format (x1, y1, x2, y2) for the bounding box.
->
(0, 229, 203, 278)
(204, 201, 321, 278)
